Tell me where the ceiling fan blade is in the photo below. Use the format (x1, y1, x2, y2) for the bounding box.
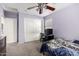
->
(27, 5, 38, 10)
(46, 5, 55, 11)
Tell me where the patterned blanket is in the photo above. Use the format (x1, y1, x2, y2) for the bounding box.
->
(40, 38, 79, 56)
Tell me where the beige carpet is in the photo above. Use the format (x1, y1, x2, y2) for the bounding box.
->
(6, 40, 43, 56)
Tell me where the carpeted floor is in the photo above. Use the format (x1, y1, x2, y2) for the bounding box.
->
(6, 40, 43, 56)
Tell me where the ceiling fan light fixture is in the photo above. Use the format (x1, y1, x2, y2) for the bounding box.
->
(27, 3, 55, 14)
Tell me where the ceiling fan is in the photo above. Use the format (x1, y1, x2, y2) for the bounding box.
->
(27, 3, 55, 14)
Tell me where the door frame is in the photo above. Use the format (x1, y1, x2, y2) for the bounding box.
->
(4, 10, 19, 43)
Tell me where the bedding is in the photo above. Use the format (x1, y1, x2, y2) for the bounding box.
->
(40, 38, 79, 56)
(48, 47, 79, 56)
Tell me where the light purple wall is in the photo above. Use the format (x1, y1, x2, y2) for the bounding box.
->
(0, 5, 4, 36)
(44, 4, 79, 41)
(18, 13, 25, 43)
(0, 5, 4, 17)
(4, 10, 17, 18)
(52, 4, 79, 41)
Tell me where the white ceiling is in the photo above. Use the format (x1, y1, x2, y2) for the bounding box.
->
(1, 3, 73, 17)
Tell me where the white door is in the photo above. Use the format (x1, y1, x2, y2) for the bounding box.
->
(24, 18, 41, 42)
(4, 18, 17, 43)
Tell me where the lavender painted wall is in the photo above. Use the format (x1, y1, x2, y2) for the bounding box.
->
(44, 4, 79, 41)
(18, 12, 25, 43)
(52, 4, 79, 41)
(0, 5, 4, 36)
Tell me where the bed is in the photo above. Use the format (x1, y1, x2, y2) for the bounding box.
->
(40, 38, 79, 56)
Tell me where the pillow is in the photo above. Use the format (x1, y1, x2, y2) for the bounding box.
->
(73, 40, 79, 44)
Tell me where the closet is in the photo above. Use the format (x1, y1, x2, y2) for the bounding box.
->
(24, 17, 41, 42)
(4, 10, 17, 43)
